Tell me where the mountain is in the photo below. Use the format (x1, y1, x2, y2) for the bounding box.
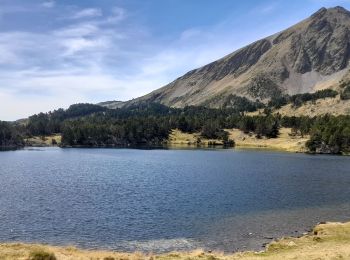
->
(104, 6, 350, 109)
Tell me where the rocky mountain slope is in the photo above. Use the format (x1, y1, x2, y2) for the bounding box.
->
(104, 6, 350, 109)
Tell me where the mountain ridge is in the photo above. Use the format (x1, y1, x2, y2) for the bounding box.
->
(103, 6, 350, 110)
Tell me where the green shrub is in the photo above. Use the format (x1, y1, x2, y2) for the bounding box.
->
(290, 89, 338, 107)
(339, 80, 350, 100)
(306, 115, 350, 154)
(224, 139, 235, 147)
(340, 85, 350, 100)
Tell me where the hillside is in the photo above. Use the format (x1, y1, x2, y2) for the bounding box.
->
(275, 96, 350, 117)
(241, 95, 350, 117)
(103, 6, 350, 112)
(1, 221, 350, 260)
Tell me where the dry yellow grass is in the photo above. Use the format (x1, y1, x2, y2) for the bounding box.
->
(168, 128, 308, 153)
(227, 128, 309, 152)
(275, 97, 350, 117)
(168, 129, 224, 146)
(25, 134, 62, 147)
(1, 222, 350, 260)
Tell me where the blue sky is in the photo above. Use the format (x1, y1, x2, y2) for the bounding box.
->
(1, 0, 350, 120)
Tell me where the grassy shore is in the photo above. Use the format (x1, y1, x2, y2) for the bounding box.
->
(168, 129, 225, 146)
(24, 128, 308, 153)
(1, 221, 350, 259)
(168, 128, 308, 153)
(228, 128, 309, 152)
(25, 134, 62, 147)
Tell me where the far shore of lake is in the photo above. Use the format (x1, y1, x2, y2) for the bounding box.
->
(20, 127, 308, 153)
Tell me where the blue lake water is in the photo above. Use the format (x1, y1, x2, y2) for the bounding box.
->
(0, 147, 350, 252)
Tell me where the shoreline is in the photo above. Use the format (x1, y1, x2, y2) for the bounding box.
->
(6, 127, 350, 156)
(5, 145, 350, 157)
(1, 221, 350, 259)
(18, 128, 307, 153)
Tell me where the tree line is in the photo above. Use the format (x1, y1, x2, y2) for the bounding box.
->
(268, 89, 339, 109)
(2, 102, 350, 154)
(306, 115, 350, 154)
(58, 104, 285, 147)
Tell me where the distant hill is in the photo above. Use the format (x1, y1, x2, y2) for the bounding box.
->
(102, 6, 350, 112)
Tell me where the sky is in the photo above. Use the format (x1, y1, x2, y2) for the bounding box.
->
(1, 0, 350, 120)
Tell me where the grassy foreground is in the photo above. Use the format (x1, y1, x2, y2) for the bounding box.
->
(1, 221, 350, 260)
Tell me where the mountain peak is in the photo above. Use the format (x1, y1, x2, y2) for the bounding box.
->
(330, 6, 348, 12)
(105, 6, 350, 109)
(311, 6, 349, 19)
(311, 7, 327, 18)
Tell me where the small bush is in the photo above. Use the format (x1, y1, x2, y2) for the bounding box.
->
(29, 250, 57, 260)
(340, 85, 350, 100)
(104, 257, 115, 260)
(224, 139, 235, 147)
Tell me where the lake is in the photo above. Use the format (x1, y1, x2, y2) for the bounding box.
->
(0, 147, 350, 253)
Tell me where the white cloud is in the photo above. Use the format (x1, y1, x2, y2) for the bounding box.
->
(0, 45, 20, 64)
(106, 7, 126, 23)
(0, 6, 267, 121)
(0, 4, 151, 120)
(2, 1, 329, 120)
(61, 37, 110, 56)
(71, 8, 102, 19)
(0, 65, 169, 120)
(41, 1, 55, 8)
(53, 23, 99, 37)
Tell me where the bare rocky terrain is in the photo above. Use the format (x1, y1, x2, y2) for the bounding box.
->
(103, 6, 350, 111)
